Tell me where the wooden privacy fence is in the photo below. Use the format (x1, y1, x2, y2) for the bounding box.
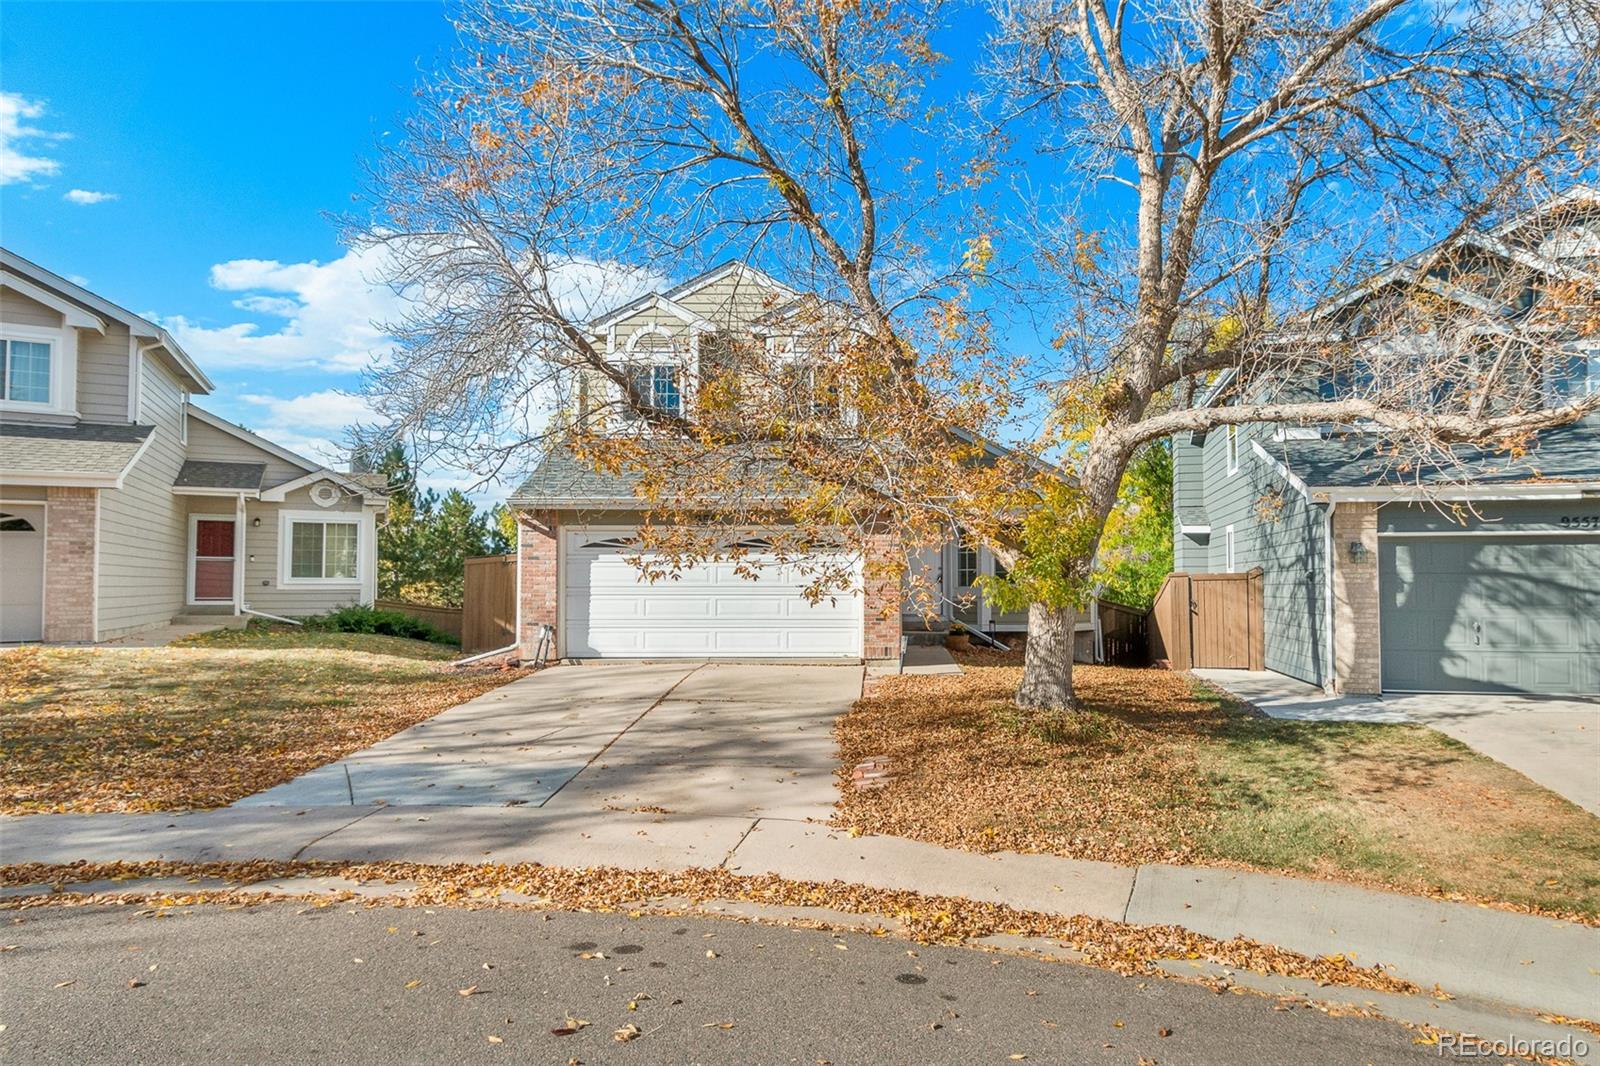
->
(1096, 599, 1149, 666)
(1148, 568, 1264, 671)
(462, 553, 517, 654)
(374, 599, 463, 642)
(375, 553, 518, 655)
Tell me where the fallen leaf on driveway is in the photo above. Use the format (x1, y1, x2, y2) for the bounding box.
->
(52, 980, 75, 989)
(458, 985, 480, 997)
(404, 979, 422, 990)
(702, 1022, 735, 1030)
(705, 950, 718, 959)
(613, 1023, 642, 1042)
(126, 979, 145, 989)
(486, 1035, 503, 1044)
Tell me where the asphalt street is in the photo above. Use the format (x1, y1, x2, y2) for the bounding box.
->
(0, 902, 1450, 1065)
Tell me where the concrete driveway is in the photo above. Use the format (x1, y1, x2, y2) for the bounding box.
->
(1197, 669, 1600, 816)
(236, 661, 861, 821)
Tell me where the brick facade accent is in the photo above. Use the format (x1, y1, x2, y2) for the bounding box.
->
(43, 487, 97, 643)
(862, 528, 904, 663)
(1331, 502, 1381, 694)
(517, 510, 560, 661)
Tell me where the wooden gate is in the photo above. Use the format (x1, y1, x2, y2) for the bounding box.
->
(462, 553, 517, 654)
(1148, 569, 1264, 671)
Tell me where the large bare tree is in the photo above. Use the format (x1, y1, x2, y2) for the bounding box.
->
(362, 0, 1599, 708)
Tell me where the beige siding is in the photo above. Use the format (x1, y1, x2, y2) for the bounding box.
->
(184, 417, 310, 487)
(78, 321, 132, 422)
(232, 487, 377, 617)
(1, 288, 61, 328)
(673, 273, 788, 328)
(95, 357, 187, 638)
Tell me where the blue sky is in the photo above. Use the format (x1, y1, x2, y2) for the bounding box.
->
(1, 2, 484, 491)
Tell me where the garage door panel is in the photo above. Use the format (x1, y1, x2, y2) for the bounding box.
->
(0, 503, 46, 643)
(1381, 535, 1599, 695)
(564, 529, 863, 659)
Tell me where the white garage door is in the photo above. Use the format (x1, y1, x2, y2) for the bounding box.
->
(563, 529, 863, 658)
(1, 504, 46, 643)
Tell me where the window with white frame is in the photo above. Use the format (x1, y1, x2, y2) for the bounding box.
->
(956, 539, 979, 587)
(1548, 348, 1600, 400)
(622, 331, 683, 417)
(1225, 424, 1240, 475)
(282, 515, 359, 583)
(1, 337, 53, 405)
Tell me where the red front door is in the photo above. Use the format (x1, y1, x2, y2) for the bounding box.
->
(192, 519, 236, 602)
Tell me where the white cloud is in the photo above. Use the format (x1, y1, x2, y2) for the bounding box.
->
(63, 188, 116, 205)
(0, 92, 66, 185)
(164, 245, 406, 373)
(225, 389, 375, 469)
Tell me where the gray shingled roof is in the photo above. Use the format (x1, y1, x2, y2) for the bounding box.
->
(509, 441, 806, 509)
(0, 421, 152, 478)
(173, 460, 266, 491)
(1276, 419, 1599, 488)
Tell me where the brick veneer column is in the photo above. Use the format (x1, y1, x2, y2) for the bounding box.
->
(862, 528, 904, 662)
(43, 487, 97, 643)
(517, 510, 559, 660)
(1331, 502, 1381, 694)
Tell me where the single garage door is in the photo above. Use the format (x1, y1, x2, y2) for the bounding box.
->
(1, 504, 46, 643)
(1380, 536, 1600, 694)
(563, 529, 863, 658)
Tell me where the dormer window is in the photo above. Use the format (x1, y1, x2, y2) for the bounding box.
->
(622, 330, 684, 418)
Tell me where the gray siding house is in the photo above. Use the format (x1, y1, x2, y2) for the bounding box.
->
(0, 249, 385, 643)
(1174, 193, 1599, 696)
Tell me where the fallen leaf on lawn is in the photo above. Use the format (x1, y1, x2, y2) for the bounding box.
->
(613, 1023, 642, 1042)
(459, 985, 480, 997)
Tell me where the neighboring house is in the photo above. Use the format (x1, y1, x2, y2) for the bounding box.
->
(1173, 191, 1600, 696)
(0, 249, 385, 643)
(508, 261, 1036, 664)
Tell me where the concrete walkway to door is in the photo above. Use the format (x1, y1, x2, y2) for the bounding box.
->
(234, 661, 859, 820)
(1197, 668, 1600, 817)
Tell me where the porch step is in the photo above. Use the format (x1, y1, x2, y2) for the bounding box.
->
(171, 613, 247, 629)
(902, 618, 951, 647)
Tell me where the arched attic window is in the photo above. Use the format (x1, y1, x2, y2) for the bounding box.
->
(622, 329, 683, 418)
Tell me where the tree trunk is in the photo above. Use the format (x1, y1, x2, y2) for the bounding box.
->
(1017, 601, 1078, 709)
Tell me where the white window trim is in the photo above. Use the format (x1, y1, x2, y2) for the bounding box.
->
(0, 323, 78, 416)
(186, 513, 238, 607)
(179, 389, 190, 444)
(1224, 524, 1237, 573)
(277, 509, 366, 588)
(1225, 425, 1240, 476)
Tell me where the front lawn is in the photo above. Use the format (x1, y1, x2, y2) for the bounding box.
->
(836, 652, 1600, 921)
(0, 628, 528, 814)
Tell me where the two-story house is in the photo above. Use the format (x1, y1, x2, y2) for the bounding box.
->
(1173, 190, 1599, 696)
(0, 249, 386, 643)
(507, 261, 1037, 664)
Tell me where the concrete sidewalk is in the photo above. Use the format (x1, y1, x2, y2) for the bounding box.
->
(1197, 668, 1600, 815)
(3, 807, 1595, 1019)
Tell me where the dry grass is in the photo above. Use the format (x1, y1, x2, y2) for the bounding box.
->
(0, 634, 528, 814)
(836, 653, 1600, 921)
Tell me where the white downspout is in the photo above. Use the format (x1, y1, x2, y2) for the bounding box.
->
(1323, 501, 1337, 694)
(233, 494, 246, 616)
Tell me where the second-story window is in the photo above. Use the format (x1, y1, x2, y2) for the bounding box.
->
(623, 331, 683, 418)
(1, 338, 52, 405)
(1548, 349, 1600, 401)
